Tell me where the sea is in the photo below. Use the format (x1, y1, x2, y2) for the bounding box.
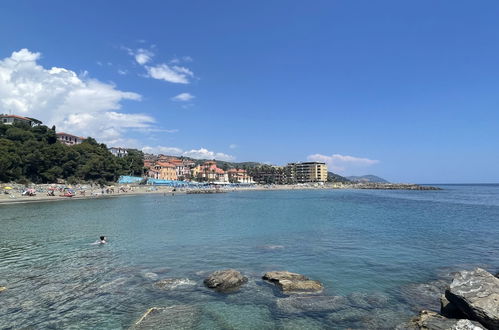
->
(0, 184, 498, 329)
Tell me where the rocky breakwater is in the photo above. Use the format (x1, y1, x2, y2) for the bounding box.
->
(203, 269, 248, 293)
(262, 271, 324, 294)
(349, 182, 442, 190)
(399, 268, 499, 330)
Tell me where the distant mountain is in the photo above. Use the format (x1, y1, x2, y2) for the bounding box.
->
(346, 175, 389, 183)
(327, 172, 351, 183)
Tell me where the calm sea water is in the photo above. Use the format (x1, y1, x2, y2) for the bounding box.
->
(0, 185, 498, 329)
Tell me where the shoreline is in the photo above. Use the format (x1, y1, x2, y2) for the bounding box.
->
(0, 182, 441, 206)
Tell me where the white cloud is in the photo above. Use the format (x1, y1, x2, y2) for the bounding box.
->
(142, 146, 234, 161)
(229, 144, 237, 149)
(145, 64, 193, 84)
(117, 69, 128, 75)
(171, 92, 195, 102)
(307, 153, 379, 174)
(134, 48, 153, 65)
(0, 48, 162, 145)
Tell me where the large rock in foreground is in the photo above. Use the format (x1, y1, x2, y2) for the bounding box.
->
(131, 305, 200, 329)
(263, 271, 323, 294)
(397, 310, 485, 330)
(203, 269, 247, 292)
(445, 268, 499, 329)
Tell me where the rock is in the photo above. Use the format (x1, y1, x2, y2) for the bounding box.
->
(277, 279, 324, 294)
(347, 291, 390, 309)
(398, 310, 485, 330)
(203, 269, 247, 292)
(154, 278, 196, 290)
(131, 305, 200, 329)
(262, 271, 308, 282)
(0, 286, 6, 292)
(441, 294, 467, 319)
(276, 295, 350, 314)
(399, 279, 450, 312)
(202, 302, 274, 329)
(263, 271, 323, 294)
(445, 268, 499, 329)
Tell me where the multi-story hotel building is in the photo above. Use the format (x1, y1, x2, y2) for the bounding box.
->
(287, 162, 328, 183)
(56, 132, 86, 146)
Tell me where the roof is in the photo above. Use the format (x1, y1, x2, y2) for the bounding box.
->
(156, 162, 176, 168)
(56, 132, 86, 140)
(0, 114, 34, 121)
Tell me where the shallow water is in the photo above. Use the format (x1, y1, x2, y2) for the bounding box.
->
(0, 185, 498, 329)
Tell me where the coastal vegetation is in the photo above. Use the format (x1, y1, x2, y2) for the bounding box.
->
(0, 122, 144, 184)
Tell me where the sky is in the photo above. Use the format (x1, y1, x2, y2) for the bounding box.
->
(1, 0, 499, 183)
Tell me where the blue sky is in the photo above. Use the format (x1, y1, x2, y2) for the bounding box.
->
(1, 0, 499, 183)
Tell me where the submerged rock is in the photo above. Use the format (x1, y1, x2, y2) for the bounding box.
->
(203, 269, 247, 292)
(445, 268, 499, 329)
(263, 271, 323, 294)
(397, 310, 485, 330)
(131, 305, 200, 329)
(276, 295, 350, 314)
(347, 291, 390, 309)
(153, 278, 196, 290)
(202, 302, 274, 329)
(399, 279, 450, 311)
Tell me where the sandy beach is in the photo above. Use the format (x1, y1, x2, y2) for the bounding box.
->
(0, 182, 439, 205)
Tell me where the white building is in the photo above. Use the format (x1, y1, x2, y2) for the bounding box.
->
(109, 147, 128, 158)
(0, 114, 38, 126)
(56, 132, 86, 146)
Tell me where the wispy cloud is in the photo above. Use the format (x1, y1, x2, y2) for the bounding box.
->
(171, 92, 195, 102)
(229, 144, 237, 149)
(307, 153, 379, 174)
(142, 146, 234, 161)
(145, 64, 193, 84)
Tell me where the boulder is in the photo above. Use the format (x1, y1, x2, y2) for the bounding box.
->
(262, 271, 308, 282)
(131, 305, 200, 329)
(203, 269, 247, 292)
(445, 268, 499, 329)
(440, 294, 467, 319)
(263, 271, 323, 294)
(398, 310, 485, 330)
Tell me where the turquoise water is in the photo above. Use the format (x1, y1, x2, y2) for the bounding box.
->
(1, 185, 498, 329)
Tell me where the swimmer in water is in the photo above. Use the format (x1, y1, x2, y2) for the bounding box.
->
(99, 236, 107, 244)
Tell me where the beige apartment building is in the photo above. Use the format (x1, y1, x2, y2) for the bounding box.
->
(287, 162, 328, 183)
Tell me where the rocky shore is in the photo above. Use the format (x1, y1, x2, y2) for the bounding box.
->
(398, 268, 499, 329)
(128, 267, 499, 329)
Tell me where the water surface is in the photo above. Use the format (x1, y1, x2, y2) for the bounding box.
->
(1, 185, 498, 328)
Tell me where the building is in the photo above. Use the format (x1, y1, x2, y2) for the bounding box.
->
(109, 147, 128, 158)
(56, 132, 86, 146)
(227, 169, 254, 184)
(0, 114, 39, 126)
(193, 161, 229, 183)
(153, 162, 178, 181)
(249, 165, 290, 184)
(287, 162, 328, 183)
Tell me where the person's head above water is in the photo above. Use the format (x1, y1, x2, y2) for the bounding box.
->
(100, 236, 105, 241)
